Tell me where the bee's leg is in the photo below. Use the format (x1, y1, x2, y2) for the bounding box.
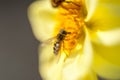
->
(56, 41, 70, 63)
(56, 53, 61, 63)
(62, 41, 70, 57)
(57, 41, 68, 62)
(56, 44, 64, 63)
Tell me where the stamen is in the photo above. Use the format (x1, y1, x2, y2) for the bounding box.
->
(53, 0, 86, 58)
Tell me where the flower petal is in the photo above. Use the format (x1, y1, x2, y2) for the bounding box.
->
(86, 1, 120, 78)
(92, 41, 120, 79)
(85, 0, 98, 21)
(90, 28, 120, 46)
(28, 0, 57, 41)
(92, 50, 120, 79)
(38, 30, 97, 80)
(86, 0, 120, 31)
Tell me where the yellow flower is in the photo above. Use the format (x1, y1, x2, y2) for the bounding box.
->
(28, 0, 120, 80)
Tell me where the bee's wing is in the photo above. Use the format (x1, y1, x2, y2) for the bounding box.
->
(40, 37, 56, 47)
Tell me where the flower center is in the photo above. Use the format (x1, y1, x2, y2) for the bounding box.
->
(53, 0, 86, 57)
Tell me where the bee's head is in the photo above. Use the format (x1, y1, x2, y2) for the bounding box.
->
(59, 29, 71, 35)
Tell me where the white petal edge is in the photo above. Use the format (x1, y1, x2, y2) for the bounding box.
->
(96, 28, 120, 46)
(85, 0, 98, 21)
(28, 0, 57, 41)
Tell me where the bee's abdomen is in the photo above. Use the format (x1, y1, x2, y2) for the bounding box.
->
(53, 41, 61, 55)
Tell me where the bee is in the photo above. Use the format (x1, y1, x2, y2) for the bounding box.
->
(51, 0, 81, 9)
(53, 29, 70, 55)
(41, 29, 70, 55)
(51, 0, 65, 7)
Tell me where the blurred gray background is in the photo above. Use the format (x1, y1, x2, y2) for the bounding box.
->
(0, 0, 42, 80)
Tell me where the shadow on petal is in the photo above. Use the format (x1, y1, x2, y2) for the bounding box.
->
(86, 0, 120, 31)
